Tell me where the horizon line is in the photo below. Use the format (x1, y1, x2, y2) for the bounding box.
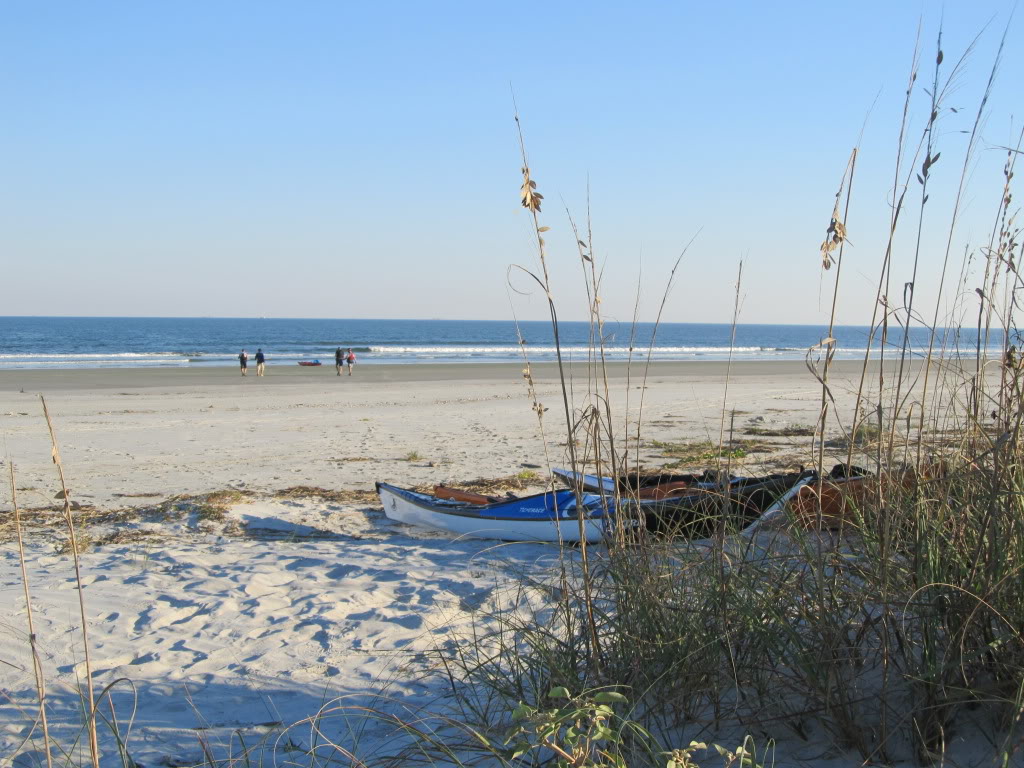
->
(1, 315, 884, 328)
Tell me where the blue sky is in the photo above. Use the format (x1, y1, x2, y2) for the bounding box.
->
(1, 2, 1020, 325)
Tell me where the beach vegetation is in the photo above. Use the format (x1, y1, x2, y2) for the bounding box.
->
(824, 420, 885, 450)
(54, 531, 94, 554)
(651, 438, 757, 465)
(201, 488, 248, 507)
(743, 424, 815, 437)
(417, 24, 1024, 768)
(273, 485, 378, 504)
(499, 687, 660, 767)
(5, 17, 1024, 768)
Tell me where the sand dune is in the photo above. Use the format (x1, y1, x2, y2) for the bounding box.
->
(1, 493, 564, 764)
(0, 360, 948, 765)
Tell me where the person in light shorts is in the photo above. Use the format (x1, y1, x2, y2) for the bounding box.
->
(346, 348, 356, 375)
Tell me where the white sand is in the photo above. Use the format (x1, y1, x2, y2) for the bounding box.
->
(1, 494, 562, 765)
(0, 361, 883, 509)
(1, 360, 997, 766)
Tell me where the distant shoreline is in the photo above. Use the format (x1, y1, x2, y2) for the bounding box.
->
(1, 316, 1000, 370)
(0, 358, 937, 393)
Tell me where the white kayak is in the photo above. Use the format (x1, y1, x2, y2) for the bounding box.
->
(375, 482, 611, 542)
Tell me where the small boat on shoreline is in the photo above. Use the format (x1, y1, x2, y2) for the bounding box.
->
(638, 472, 809, 536)
(553, 467, 729, 498)
(297, 360, 322, 366)
(375, 482, 613, 542)
(377, 465, 844, 542)
(554, 467, 809, 536)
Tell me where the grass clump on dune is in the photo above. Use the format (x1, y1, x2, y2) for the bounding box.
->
(4, 19, 1023, 768)
(408, 27, 1024, 768)
(743, 424, 815, 437)
(650, 438, 773, 468)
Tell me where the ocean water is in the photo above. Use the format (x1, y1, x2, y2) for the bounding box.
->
(0, 317, 1005, 369)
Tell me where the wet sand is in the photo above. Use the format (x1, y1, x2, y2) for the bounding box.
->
(0, 358, 910, 392)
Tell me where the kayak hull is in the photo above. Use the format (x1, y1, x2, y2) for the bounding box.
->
(376, 482, 609, 542)
(554, 468, 806, 536)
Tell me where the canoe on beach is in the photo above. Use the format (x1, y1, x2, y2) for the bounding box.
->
(554, 467, 810, 536)
(377, 464, 850, 542)
(553, 467, 731, 497)
(375, 481, 614, 542)
(377, 470, 805, 541)
(297, 360, 322, 366)
(734, 463, 899, 532)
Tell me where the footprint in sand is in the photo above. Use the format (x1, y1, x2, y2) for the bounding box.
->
(58, 573, 109, 589)
(285, 556, 326, 571)
(392, 584, 418, 603)
(293, 620, 331, 650)
(133, 596, 208, 633)
(458, 586, 494, 612)
(383, 613, 424, 630)
(66, 654, 134, 677)
(241, 572, 295, 598)
(241, 594, 291, 617)
(324, 563, 362, 579)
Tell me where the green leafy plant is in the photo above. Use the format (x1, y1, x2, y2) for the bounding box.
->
(499, 688, 767, 768)
(502, 687, 654, 767)
(666, 738, 767, 768)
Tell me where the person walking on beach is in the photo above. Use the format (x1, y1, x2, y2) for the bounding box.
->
(346, 348, 356, 376)
(238, 349, 248, 376)
(255, 348, 266, 376)
(335, 346, 344, 376)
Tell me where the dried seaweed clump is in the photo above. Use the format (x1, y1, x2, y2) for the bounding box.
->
(274, 486, 378, 504)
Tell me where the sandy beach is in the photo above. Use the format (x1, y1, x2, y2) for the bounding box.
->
(6, 1, 1021, 761)
(0, 359, 973, 765)
(0, 360, 887, 509)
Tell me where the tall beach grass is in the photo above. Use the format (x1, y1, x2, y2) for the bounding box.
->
(2, 19, 1022, 768)
(423, 24, 1024, 768)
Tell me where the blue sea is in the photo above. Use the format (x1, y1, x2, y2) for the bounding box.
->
(0, 317, 1005, 369)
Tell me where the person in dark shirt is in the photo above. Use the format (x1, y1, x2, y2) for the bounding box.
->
(335, 347, 344, 376)
(255, 349, 266, 377)
(238, 349, 248, 376)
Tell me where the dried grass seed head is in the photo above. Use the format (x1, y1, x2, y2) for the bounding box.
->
(820, 202, 848, 270)
(520, 165, 543, 213)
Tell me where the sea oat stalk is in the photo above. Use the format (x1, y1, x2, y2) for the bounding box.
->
(513, 107, 602, 673)
(9, 460, 53, 768)
(40, 395, 100, 768)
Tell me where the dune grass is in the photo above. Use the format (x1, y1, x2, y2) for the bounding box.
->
(4, 20, 1023, 768)
(413, 27, 1024, 768)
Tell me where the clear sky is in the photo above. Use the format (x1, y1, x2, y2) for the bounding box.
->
(1, 1, 1020, 326)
